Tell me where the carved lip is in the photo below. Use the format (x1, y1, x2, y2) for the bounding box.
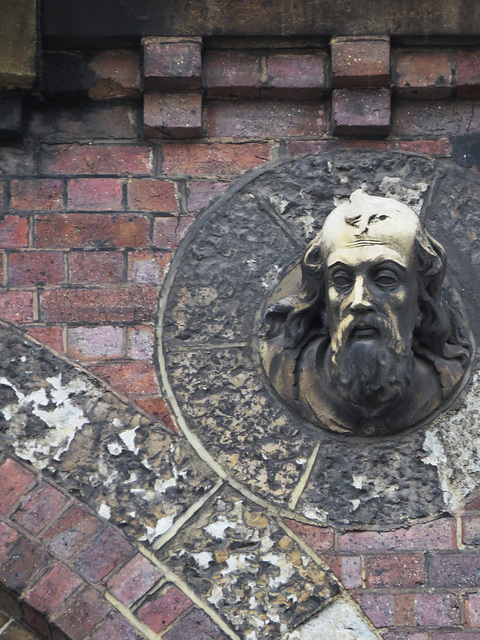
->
(351, 325, 380, 339)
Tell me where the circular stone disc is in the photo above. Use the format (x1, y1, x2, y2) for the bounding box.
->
(157, 150, 480, 527)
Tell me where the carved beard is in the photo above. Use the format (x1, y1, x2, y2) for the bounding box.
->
(327, 314, 414, 412)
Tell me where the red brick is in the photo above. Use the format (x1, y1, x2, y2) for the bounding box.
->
(161, 142, 271, 177)
(144, 92, 203, 139)
(24, 563, 82, 616)
(0, 291, 33, 322)
(127, 250, 171, 285)
(135, 397, 176, 431)
(466, 593, 480, 626)
(144, 37, 202, 91)
(69, 251, 124, 284)
(364, 555, 425, 588)
(163, 607, 229, 640)
(74, 528, 133, 583)
(394, 593, 416, 626)
(90, 361, 159, 396)
(42, 503, 103, 560)
(127, 326, 154, 361)
(10, 179, 64, 211)
(393, 101, 479, 138)
(356, 593, 394, 627)
(337, 519, 456, 552)
(127, 179, 178, 212)
(152, 216, 192, 250)
(88, 612, 137, 640)
(107, 552, 162, 606)
(67, 178, 123, 211)
(204, 51, 262, 99)
(35, 214, 149, 249)
(429, 553, 480, 588)
(321, 554, 362, 589)
(138, 584, 193, 633)
(11, 481, 68, 535)
(8, 251, 64, 286)
(462, 516, 480, 546)
(53, 587, 111, 640)
(332, 88, 391, 137)
(285, 519, 334, 552)
(67, 326, 125, 360)
(87, 50, 141, 100)
(0, 215, 29, 248)
(456, 50, 480, 98)
(40, 287, 157, 323)
(26, 326, 64, 352)
(394, 50, 454, 99)
(187, 180, 229, 213)
(206, 101, 328, 138)
(0, 458, 36, 513)
(0, 538, 51, 593)
(0, 523, 19, 560)
(331, 36, 390, 88)
(39, 144, 152, 176)
(266, 52, 328, 98)
(415, 592, 460, 626)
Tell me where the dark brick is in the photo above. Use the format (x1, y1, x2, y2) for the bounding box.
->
(0, 458, 36, 514)
(74, 527, 133, 583)
(204, 51, 262, 98)
(0, 523, 19, 560)
(456, 50, 480, 98)
(392, 101, 480, 138)
(0, 95, 23, 139)
(8, 252, 65, 287)
(42, 504, 103, 561)
(466, 592, 480, 626)
(186, 179, 228, 213)
(332, 88, 391, 137)
(394, 50, 454, 99)
(0, 147, 34, 176)
(11, 480, 68, 535)
(356, 593, 394, 627)
(266, 52, 328, 98)
(152, 216, 192, 251)
(463, 516, 480, 546)
(38, 144, 152, 177)
(24, 563, 82, 616)
(415, 592, 460, 626)
(331, 36, 390, 88)
(87, 613, 137, 640)
(53, 587, 111, 640)
(429, 553, 480, 588)
(163, 607, 229, 640)
(364, 554, 425, 588)
(138, 585, 193, 634)
(0, 538, 51, 593)
(107, 552, 162, 606)
(87, 50, 141, 100)
(144, 92, 203, 139)
(143, 37, 202, 91)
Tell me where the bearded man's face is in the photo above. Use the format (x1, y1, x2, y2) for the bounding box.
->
(325, 243, 420, 411)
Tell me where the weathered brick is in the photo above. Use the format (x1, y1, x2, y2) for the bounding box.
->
(0, 523, 19, 560)
(392, 101, 480, 138)
(285, 520, 334, 551)
(429, 553, 480, 588)
(107, 552, 162, 606)
(331, 36, 390, 88)
(0, 147, 35, 176)
(11, 480, 68, 535)
(0, 182, 5, 209)
(127, 250, 171, 285)
(0, 215, 29, 248)
(0, 291, 34, 322)
(163, 607, 229, 640)
(206, 101, 328, 138)
(152, 216, 192, 251)
(0, 586, 21, 619)
(40, 287, 158, 323)
(394, 593, 416, 626)
(3, 619, 47, 640)
(38, 144, 152, 177)
(69, 251, 124, 284)
(24, 563, 82, 616)
(143, 37, 202, 91)
(0, 538, 51, 593)
(415, 592, 460, 626)
(10, 179, 64, 211)
(383, 633, 429, 640)
(90, 361, 159, 396)
(42, 503, 103, 560)
(321, 554, 362, 589)
(337, 518, 456, 552)
(53, 587, 111, 640)
(67, 178, 123, 211)
(134, 397, 176, 431)
(26, 326, 64, 352)
(35, 214, 150, 249)
(74, 527, 133, 583)
(204, 51, 262, 98)
(394, 50, 454, 99)
(127, 326, 154, 360)
(266, 52, 328, 98)
(186, 179, 228, 212)
(356, 593, 394, 627)
(466, 592, 480, 626)
(144, 92, 203, 139)
(456, 50, 480, 98)
(431, 634, 480, 640)
(127, 178, 178, 212)
(332, 88, 391, 137)
(364, 555, 425, 588)
(8, 251, 65, 286)
(67, 326, 125, 360)
(87, 50, 142, 100)
(462, 516, 480, 546)
(87, 613, 137, 640)
(138, 584, 193, 633)
(0, 458, 36, 513)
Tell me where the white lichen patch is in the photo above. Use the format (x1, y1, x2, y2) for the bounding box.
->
(98, 503, 111, 520)
(193, 551, 214, 569)
(141, 516, 175, 542)
(119, 426, 140, 454)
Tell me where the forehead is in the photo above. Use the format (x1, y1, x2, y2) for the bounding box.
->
(326, 243, 415, 270)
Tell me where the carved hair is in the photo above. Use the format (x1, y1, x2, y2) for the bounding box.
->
(265, 226, 472, 366)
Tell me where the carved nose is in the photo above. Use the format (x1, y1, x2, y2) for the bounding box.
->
(350, 276, 374, 312)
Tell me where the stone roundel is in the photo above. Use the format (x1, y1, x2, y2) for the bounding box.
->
(157, 150, 480, 527)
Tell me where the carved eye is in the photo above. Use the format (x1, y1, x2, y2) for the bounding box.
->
(332, 272, 353, 292)
(374, 270, 399, 289)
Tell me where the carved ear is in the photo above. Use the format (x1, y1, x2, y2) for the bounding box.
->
(303, 240, 323, 273)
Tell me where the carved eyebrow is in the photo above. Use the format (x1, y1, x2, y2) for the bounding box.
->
(327, 259, 407, 272)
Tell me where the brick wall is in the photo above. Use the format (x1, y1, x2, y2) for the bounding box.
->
(1, 35, 480, 639)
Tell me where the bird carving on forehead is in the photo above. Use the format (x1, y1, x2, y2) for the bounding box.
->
(345, 211, 391, 236)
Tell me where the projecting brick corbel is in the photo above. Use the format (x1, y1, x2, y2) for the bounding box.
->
(142, 37, 203, 139)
